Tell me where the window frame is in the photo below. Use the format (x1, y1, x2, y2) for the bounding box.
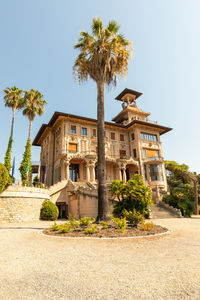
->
(111, 132, 115, 140)
(68, 143, 78, 153)
(120, 134, 124, 141)
(92, 128, 97, 137)
(82, 127, 87, 136)
(140, 132, 158, 141)
(70, 125, 76, 134)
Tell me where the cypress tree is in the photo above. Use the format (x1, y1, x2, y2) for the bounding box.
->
(4, 137, 12, 174)
(19, 139, 32, 186)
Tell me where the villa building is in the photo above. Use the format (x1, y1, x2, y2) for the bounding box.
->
(33, 88, 172, 217)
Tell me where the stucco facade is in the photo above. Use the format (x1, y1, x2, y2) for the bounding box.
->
(33, 88, 172, 216)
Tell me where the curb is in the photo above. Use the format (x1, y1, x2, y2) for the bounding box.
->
(39, 229, 171, 240)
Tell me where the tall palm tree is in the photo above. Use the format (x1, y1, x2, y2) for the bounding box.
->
(3, 86, 24, 138)
(22, 89, 47, 140)
(3, 86, 24, 174)
(73, 18, 132, 220)
(20, 89, 47, 185)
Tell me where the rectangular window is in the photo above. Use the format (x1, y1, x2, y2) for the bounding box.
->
(69, 143, 77, 153)
(120, 134, 124, 141)
(70, 125, 76, 134)
(140, 132, 158, 141)
(119, 150, 126, 159)
(143, 149, 159, 160)
(133, 149, 137, 158)
(131, 133, 135, 140)
(82, 127, 87, 136)
(92, 129, 97, 137)
(149, 164, 163, 181)
(111, 132, 115, 140)
(144, 164, 147, 180)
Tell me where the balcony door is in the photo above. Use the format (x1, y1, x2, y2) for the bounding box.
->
(69, 164, 79, 182)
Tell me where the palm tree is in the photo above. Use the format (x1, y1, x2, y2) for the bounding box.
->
(3, 86, 24, 138)
(20, 89, 47, 185)
(3, 86, 24, 174)
(73, 18, 132, 220)
(22, 89, 47, 140)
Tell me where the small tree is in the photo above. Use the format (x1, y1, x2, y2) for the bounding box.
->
(110, 174, 152, 217)
(165, 161, 199, 215)
(4, 137, 12, 185)
(0, 163, 9, 193)
(19, 139, 32, 185)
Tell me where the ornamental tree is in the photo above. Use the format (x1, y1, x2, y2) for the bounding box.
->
(110, 174, 152, 217)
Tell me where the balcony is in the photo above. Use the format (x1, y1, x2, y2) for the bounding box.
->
(143, 157, 163, 163)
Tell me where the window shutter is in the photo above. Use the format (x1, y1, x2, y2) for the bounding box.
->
(146, 150, 156, 157)
(69, 143, 77, 152)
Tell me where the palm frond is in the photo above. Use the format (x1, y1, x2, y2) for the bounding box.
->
(107, 20, 119, 35)
(116, 34, 129, 46)
(91, 17, 103, 38)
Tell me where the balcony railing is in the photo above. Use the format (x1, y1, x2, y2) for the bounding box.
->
(67, 151, 137, 161)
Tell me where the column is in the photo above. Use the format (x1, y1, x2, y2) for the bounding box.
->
(147, 164, 151, 185)
(118, 166, 122, 180)
(91, 163, 95, 182)
(66, 160, 70, 180)
(61, 159, 65, 181)
(122, 167, 127, 182)
(86, 163, 90, 182)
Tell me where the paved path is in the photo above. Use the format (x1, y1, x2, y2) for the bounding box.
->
(0, 218, 200, 300)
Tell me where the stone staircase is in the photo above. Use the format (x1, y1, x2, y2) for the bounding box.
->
(49, 179, 68, 195)
(150, 202, 182, 219)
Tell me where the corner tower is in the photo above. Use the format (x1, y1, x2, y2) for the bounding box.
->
(112, 88, 150, 125)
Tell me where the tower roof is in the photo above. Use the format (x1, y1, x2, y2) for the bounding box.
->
(115, 88, 143, 101)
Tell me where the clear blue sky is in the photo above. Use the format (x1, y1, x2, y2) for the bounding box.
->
(0, 0, 200, 179)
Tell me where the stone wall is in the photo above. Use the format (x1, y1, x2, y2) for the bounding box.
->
(0, 186, 50, 223)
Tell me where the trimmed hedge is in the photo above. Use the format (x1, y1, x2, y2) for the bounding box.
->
(0, 163, 9, 193)
(40, 200, 59, 221)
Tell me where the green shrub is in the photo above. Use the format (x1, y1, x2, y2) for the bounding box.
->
(101, 221, 108, 229)
(51, 222, 60, 231)
(111, 215, 127, 233)
(122, 209, 144, 226)
(111, 175, 152, 217)
(162, 191, 194, 217)
(80, 217, 95, 226)
(84, 224, 97, 235)
(0, 163, 9, 193)
(58, 223, 71, 233)
(69, 218, 80, 228)
(141, 222, 155, 231)
(40, 200, 59, 221)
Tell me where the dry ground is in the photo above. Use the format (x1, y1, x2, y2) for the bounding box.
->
(0, 217, 200, 300)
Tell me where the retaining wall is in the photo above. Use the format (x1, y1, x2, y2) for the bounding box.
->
(0, 186, 50, 223)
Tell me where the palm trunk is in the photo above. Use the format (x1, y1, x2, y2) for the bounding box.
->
(28, 120, 32, 140)
(10, 107, 16, 138)
(194, 181, 199, 215)
(96, 81, 110, 221)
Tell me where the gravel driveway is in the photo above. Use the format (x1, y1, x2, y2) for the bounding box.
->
(0, 217, 200, 300)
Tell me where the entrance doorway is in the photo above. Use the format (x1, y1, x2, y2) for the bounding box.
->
(69, 164, 79, 182)
(126, 168, 130, 181)
(57, 203, 68, 219)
